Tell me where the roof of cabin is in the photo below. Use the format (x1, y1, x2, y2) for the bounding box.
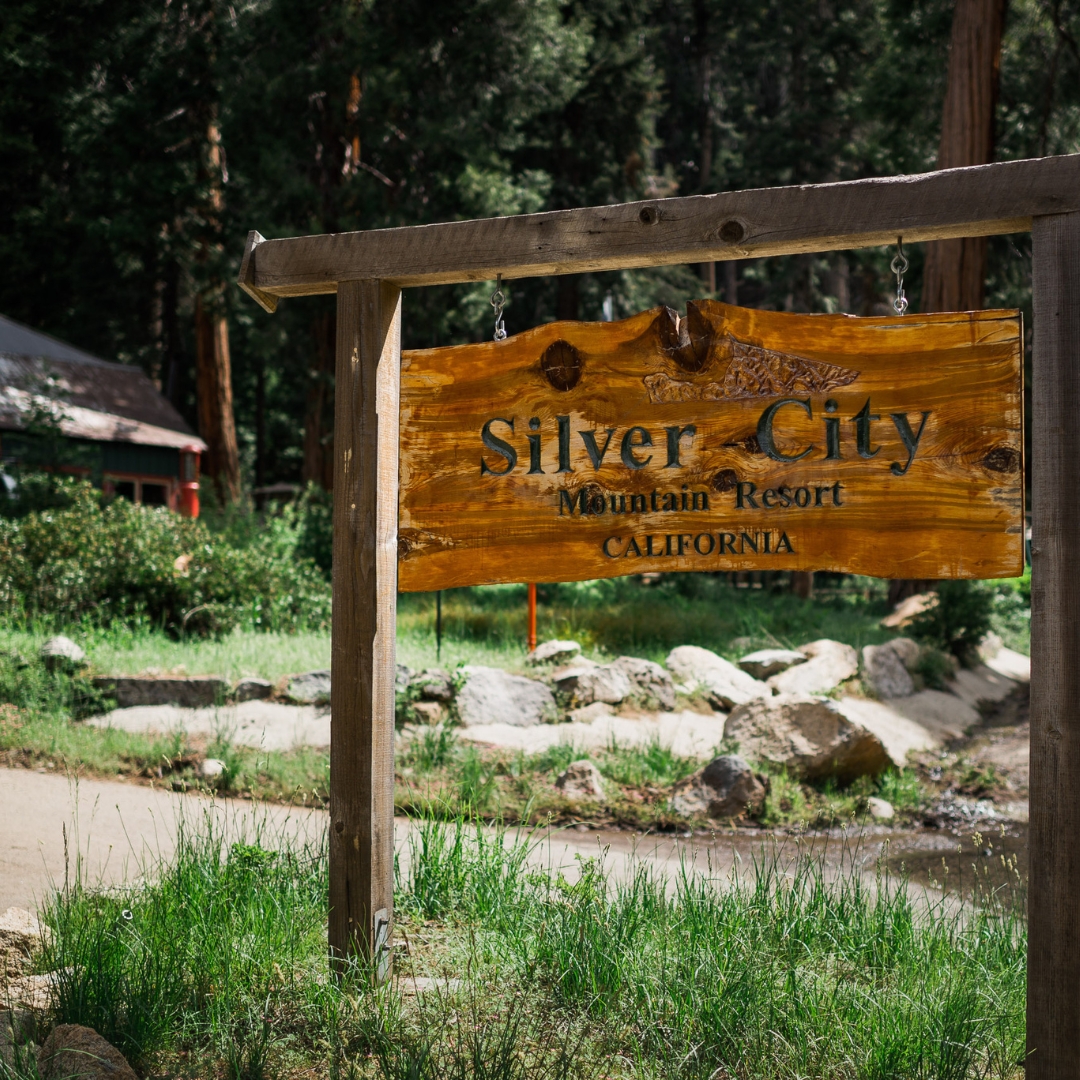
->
(0, 314, 206, 453)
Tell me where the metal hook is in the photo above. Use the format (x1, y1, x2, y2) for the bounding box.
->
(891, 236, 909, 316)
(491, 275, 507, 341)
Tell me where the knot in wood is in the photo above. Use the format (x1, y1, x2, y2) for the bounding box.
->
(712, 469, 739, 493)
(718, 219, 746, 244)
(982, 446, 1021, 473)
(541, 340, 583, 391)
(638, 205, 660, 225)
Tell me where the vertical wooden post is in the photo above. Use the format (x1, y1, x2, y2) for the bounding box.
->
(1028, 211, 1080, 1078)
(329, 279, 401, 976)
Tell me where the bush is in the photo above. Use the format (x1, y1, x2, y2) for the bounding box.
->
(908, 581, 995, 667)
(0, 478, 330, 635)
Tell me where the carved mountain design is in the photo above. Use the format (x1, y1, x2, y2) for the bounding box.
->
(644, 336, 859, 403)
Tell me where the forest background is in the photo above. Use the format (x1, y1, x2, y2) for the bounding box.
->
(2, 0, 1079, 503)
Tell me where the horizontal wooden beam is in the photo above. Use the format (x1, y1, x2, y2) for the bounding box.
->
(239, 154, 1080, 309)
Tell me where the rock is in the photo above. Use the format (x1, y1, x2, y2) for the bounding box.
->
(553, 662, 633, 706)
(724, 695, 890, 782)
(233, 677, 272, 702)
(946, 664, 1018, 710)
(39, 636, 86, 671)
(978, 631, 1004, 661)
(412, 701, 446, 725)
(396, 664, 414, 693)
(0, 909, 46, 977)
(0, 1008, 36, 1070)
(862, 643, 915, 699)
(567, 701, 615, 724)
(286, 670, 331, 705)
(455, 666, 556, 727)
(199, 758, 226, 779)
(609, 656, 676, 710)
(767, 640, 858, 696)
(737, 648, 806, 680)
(670, 755, 766, 819)
(411, 669, 454, 702)
(527, 640, 581, 665)
(867, 797, 895, 821)
(833, 697, 939, 767)
(886, 689, 979, 741)
(881, 591, 935, 628)
(983, 646, 1030, 683)
(888, 637, 920, 669)
(666, 645, 771, 710)
(38, 1025, 138, 1080)
(92, 676, 229, 709)
(555, 760, 605, 800)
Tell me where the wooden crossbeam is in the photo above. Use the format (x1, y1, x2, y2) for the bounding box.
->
(239, 154, 1080, 310)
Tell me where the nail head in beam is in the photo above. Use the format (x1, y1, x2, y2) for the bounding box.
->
(240, 154, 1080, 301)
(328, 278, 400, 978)
(1028, 209, 1080, 1080)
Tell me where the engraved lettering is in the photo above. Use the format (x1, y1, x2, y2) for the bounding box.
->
(621, 426, 654, 469)
(757, 398, 814, 462)
(889, 411, 931, 475)
(480, 418, 517, 475)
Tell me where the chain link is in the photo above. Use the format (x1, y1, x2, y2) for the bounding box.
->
(491, 274, 507, 341)
(890, 236, 909, 316)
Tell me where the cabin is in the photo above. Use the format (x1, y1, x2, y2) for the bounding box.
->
(0, 314, 204, 515)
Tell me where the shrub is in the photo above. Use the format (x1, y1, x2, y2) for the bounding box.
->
(908, 581, 995, 667)
(0, 478, 330, 635)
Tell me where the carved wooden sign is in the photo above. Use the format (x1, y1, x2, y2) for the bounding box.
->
(398, 301, 1023, 591)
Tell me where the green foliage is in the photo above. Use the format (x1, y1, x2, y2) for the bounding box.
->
(913, 646, 958, 691)
(0, 479, 330, 635)
(909, 582, 996, 667)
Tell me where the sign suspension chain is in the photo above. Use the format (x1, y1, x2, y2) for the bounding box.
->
(491, 274, 507, 341)
(891, 236, 909, 315)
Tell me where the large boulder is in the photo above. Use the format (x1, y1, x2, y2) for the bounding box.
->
(862, 642, 915, 699)
(38, 1025, 138, 1080)
(833, 696, 939, 767)
(555, 760, 606, 800)
(666, 645, 771, 710)
(233, 677, 272, 702)
(767, 640, 858, 696)
(670, 755, 766, 819)
(553, 661, 633, 706)
(285, 670, 331, 705)
(455, 666, 556, 727)
(40, 636, 86, 672)
(93, 676, 229, 709)
(411, 669, 455, 702)
(527, 640, 581, 665)
(724, 694, 890, 782)
(737, 648, 806, 681)
(610, 656, 676, 710)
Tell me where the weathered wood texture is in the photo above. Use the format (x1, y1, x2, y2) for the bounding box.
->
(329, 279, 400, 973)
(398, 302, 1023, 590)
(239, 155, 1080, 307)
(1027, 212, 1080, 1080)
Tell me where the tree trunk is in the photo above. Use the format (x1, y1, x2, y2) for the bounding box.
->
(921, 0, 1008, 312)
(304, 308, 336, 490)
(695, 0, 715, 292)
(195, 293, 241, 503)
(556, 275, 580, 321)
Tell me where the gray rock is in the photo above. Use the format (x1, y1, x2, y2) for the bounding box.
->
(286, 670, 331, 705)
(455, 666, 556, 727)
(40, 635, 86, 671)
(553, 662, 633, 706)
(93, 676, 229, 709)
(666, 645, 771, 710)
(725, 694, 890, 782)
(555, 759, 606, 800)
(199, 758, 226, 779)
(609, 656, 676, 710)
(38, 1024, 138, 1080)
(396, 664, 414, 693)
(233, 677, 272, 702)
(888, 637, 920, 669)
(867, 797, 895, 821)
(527, 639, 581, 665)
(412, 701, 446, 725)
(670, 755, 766, 819)
(767, 639, 858, 696)
(737, 648, 806, 681)
(411, 669, 454, 702)
(862, 643, 915, 699)
(0, 908, 45, 977)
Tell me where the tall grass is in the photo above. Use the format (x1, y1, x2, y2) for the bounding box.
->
(33, 812, 1025, 1079)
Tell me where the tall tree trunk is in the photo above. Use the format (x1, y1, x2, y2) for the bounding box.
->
(695, 0, 715, 293)
(921, 0, 1008, 313)
(255, 358, 266, 491)
(195, 293, 241, 503)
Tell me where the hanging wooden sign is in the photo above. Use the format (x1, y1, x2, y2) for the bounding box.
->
(397, 301, 1023, 591)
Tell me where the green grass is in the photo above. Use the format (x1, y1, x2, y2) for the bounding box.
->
(20, 811, 1026, 1079)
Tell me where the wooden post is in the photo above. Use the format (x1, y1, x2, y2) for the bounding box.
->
(1028, 211, 1080, 1078)
(329, 279, 401, 977)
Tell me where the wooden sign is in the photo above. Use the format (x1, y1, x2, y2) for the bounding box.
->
(398, 301, 1023, 591)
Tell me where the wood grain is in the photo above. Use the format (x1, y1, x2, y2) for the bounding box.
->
(240, 155, 1080, 300)
(398, 302, 1023, 590)
(1027, 212, 1080, 1080)
(329, 279, 399, 975)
